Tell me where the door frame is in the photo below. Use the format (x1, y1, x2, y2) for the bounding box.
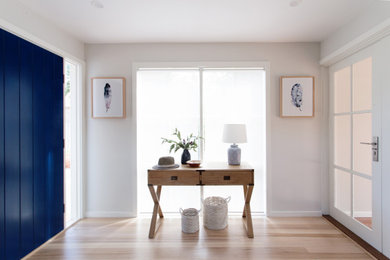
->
(0, 18, 86, 224)
(329, 46, 382, 250)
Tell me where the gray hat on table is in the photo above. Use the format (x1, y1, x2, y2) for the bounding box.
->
(153, 156, 179, 170)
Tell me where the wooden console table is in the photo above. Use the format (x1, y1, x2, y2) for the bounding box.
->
(147, 163, 254, 238)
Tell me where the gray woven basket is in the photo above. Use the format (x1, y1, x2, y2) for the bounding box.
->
(203, 196, 231, 230)
(180, 208, 200, 233)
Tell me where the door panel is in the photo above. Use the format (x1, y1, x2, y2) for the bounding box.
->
(330, 45, 382, 250)
(353, 175, 372, 227)
(52, 55, 64, 235)
(20, 39, 35, 257)
(33, 46, 48, 247)
(334, 115, 351, 169)
(352, 58, 372, 112)
(0, 28, 64, 259)
(4, 32, 21, 260)
(352, 113, 372, 175)
(0, 29, 5, 260)
(334, 66, 351, 113)
(334, 169, 351, 216)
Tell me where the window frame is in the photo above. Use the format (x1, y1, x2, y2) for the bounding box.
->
(132, 61, 271, 216)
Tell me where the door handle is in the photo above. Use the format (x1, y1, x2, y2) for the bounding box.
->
(360, 137, 379, 162)
(360, 142, 377, 145)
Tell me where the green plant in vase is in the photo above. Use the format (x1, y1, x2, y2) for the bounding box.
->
(161, 128, 202, 164)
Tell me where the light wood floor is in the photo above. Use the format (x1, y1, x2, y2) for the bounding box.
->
(25, 217, 374, 260)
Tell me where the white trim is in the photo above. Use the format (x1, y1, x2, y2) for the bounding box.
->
(65, 218, 79, 229)
(320, 18, 390, 66)
(85, 211, 137, 218)
(320, 66, 330, 215)
(268, 211, 323, 217)
(264, 63, 271, 217)
(354, 211, 373, 218)
(0, 18, 84, 64)
(333, 165, 372, 181)
(78, 61, 86, 219)
(133, 61, 266, 70)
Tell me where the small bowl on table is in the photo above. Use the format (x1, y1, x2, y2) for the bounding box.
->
(187, 160, 202, 168)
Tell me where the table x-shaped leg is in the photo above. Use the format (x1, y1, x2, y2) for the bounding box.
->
(242, 185, 248, 217)
(242, 184, 254, 238)
(148, 185, 163, 238)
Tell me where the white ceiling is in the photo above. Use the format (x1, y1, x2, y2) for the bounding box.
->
(17, 0, 376, 44)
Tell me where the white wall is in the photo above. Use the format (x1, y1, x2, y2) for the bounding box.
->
(0, 0, 84, 61)
(85, 43, 326, 217)
(321, 1, 390, 59)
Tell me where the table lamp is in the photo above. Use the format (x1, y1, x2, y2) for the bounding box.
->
(222, 124, 247, 165)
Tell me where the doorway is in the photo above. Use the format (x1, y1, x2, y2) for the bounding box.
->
(64, 60, 82, 227)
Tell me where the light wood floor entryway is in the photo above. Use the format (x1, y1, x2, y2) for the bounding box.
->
(25, 217, 373, 259)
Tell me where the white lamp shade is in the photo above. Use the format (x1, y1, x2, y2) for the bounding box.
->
(222, 124, 247, 143)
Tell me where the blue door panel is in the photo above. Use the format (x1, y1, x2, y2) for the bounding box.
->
(1, 27, 64, 259)
(33, 46, 47, 247)
(53, 55, 64, 234)
(44, 52, 55, 239)
(0, 29, 5, 260)
(4, 32, 20, 260)
(20, 39, 35, 258)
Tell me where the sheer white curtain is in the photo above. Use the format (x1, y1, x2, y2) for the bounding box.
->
(137, 69, 201, 213)
(202, 69, 266, 213)
(137, 67, 266, 214)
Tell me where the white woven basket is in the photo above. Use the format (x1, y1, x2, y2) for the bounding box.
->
(203, 196, 231, 230)
(180, 208, 200, 233)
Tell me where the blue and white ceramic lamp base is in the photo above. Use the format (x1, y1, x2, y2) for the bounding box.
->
(228, 144, 241, 165)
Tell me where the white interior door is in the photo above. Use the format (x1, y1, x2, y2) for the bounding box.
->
(330, 49, 382, 250)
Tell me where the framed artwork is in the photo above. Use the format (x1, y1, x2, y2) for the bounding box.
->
(91, 77, 126, 118)
(280, 76, 315, 118)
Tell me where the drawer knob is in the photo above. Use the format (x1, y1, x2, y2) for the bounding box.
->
(224, 176, 230, 180)
(171, 176, 178, 180)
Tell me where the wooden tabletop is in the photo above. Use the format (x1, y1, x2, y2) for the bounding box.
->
(149, 162, 253, 171)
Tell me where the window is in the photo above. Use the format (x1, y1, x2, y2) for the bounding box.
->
(137, 64, 266, 214)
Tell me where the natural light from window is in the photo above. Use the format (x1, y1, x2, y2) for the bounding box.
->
(137, 66, 266, 214)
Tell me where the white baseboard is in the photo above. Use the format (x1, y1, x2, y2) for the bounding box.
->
(85, 210, 323, 218)
(268, 211, 323, 217)
(85, 211, 137, 218)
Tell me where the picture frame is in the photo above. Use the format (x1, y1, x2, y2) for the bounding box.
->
(91, 77, 126, 118)
(280, 76, 315, 118)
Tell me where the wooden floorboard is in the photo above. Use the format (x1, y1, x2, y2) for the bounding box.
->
(24, 217, 374, 260)
(324, 215, 388, 260)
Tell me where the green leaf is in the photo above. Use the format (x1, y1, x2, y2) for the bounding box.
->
(169, 144, 175, 153)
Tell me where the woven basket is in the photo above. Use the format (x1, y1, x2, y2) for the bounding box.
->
(203, 196, 231, 230)
(180, 208, 200, 233)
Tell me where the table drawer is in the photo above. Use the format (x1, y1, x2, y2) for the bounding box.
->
(148, 170, 200, 185)
(202, 171, 253, 185)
